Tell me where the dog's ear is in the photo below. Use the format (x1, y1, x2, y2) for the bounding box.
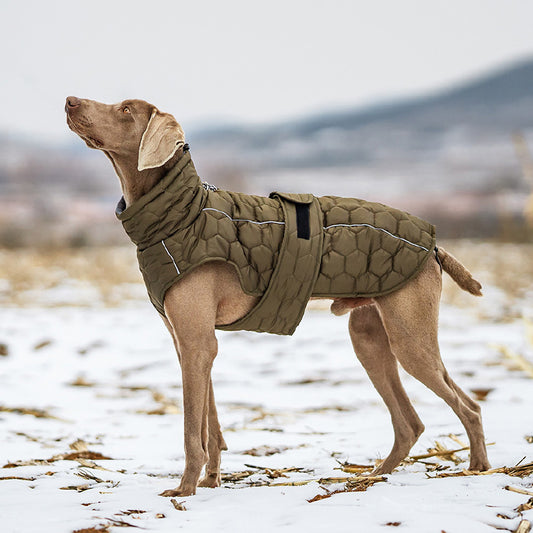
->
(138, 110, 185, 171)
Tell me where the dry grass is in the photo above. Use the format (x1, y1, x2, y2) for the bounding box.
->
(170, 499, 187, 511)
(72, 527, 110, 533)
(514, 520, 532, 533)
(430, 460, 533, 479)
(0, 405, 57, 419)
(440, 240, 533, 314)
(218, 435, 532, 506)
(307, 476, 386, 502)
(0, 247, 142, 306)
(219, 461, 386, 501)
(1, 241, 532, 310)
(492, 344, 533, 378)
(2, 439, 114, 469)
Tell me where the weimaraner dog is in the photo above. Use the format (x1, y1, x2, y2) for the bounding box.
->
(65, 97, 490, 497)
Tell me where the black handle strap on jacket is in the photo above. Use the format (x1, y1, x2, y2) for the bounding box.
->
(295, 203, 310, 239)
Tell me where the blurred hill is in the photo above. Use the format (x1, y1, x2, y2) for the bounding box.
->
(0, 135, 121, 247)
(193, 57, 533, 238)
(193, 57, 533, 168)
(1, 57, 533, 246)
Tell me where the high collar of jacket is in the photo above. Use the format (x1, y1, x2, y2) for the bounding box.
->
(115, 151, 208, 249)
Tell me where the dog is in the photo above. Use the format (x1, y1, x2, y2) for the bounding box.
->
(65, 96, 490, 496)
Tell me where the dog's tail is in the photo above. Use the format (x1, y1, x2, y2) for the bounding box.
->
(437, 247, 482, 296)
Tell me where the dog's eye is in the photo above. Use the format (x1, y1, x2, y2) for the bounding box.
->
(123, 106, 131, 114)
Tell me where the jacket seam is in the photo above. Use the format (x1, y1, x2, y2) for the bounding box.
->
(203, 207, 430, 252)
(202, 207, 286, 226)
(323, 223, 430, 252)
(161, 240, 180, 275)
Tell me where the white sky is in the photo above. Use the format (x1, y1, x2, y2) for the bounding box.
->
(1, 0, 532, 143)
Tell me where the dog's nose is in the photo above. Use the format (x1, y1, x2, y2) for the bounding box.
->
(65, 96, 81, 111)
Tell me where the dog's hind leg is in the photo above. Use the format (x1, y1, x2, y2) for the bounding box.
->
(349, 304, 425, 474)
(376, 259, 490, 471)
(198, 378, 228, 488)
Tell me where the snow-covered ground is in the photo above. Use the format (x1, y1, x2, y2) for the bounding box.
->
(1, 274, 532, 532)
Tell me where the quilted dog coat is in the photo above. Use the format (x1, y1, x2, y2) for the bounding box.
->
(117, 151, 436, 335)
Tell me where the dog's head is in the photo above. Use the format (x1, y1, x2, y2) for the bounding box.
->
(65, 97, 185, 171)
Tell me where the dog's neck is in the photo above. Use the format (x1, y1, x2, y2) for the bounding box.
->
(106, 147, 185, 207)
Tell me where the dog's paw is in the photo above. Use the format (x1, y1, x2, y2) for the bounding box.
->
(198, 474, 221, 488)
(468, 458, 491, 472)
(159, 486, 196, 497)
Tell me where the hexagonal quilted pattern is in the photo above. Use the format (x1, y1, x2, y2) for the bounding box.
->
(117, 152, 436, 334)
(313, 195, 435, 297)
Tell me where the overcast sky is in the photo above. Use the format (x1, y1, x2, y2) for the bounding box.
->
(1, 0, 532, 143)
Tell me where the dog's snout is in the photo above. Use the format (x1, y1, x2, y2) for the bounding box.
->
(65, 96, 81, 111)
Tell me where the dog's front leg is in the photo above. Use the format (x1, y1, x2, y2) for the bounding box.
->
(160, 334, 217, 496)
(159, 303, 218, 497)
(198, 378, 228, 488)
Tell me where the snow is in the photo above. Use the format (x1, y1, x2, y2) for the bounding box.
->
(1, 285, 532, 532)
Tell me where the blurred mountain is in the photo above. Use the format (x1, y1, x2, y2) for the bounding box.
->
(191, 57, 533, 170)
(0, 134, 121, 247)
(189, 57, 533, 240)
(1, 57, 532, 244)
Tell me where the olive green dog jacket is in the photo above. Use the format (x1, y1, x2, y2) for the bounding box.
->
(117, 151, 436, 335)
